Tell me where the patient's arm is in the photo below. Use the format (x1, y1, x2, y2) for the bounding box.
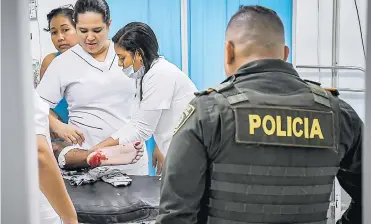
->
(52, 140, 90, 170)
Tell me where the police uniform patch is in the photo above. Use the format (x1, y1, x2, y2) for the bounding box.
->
(174, 104, 195, 135)
(234, 106, 336, 149)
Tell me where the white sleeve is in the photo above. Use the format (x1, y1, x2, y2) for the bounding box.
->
(111, 71, 175, 144)
(36, 59, 63, 109)
(34, 90, 50, 136)
(140, 70, 176, 110)
(111, 109, 162, 145)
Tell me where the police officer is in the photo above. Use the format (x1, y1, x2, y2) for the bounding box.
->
(156, 5, 362, 224)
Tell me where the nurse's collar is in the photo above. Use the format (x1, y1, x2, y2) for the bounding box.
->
(150, 56, 164, 68)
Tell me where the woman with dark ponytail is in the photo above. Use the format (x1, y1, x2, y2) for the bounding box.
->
(92, 22, 197, 161)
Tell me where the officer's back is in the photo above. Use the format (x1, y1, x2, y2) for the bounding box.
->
(156, 5, 362, 224)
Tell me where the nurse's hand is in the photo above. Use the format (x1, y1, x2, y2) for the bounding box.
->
(152, 146, 164, 175)
(52, 123, 85, 146)
(132, 141, 145, 163)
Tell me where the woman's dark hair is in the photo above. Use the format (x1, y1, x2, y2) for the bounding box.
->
(74, 0, 110, 24)
(112, 22, 159, 101)
(44, 5, 75, 32)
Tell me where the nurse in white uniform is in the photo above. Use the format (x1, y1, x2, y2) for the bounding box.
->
(37, 0, 148, 175)
(34, 90, 78, 224)
(92, 22, 198, 157)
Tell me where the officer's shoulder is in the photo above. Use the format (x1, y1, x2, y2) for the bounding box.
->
(303, 79, 340, 97)
(324, 88, 340, 97)
(191, 84, 227, 112)
(193, 88, 220, 107)
(194, 81, 232, 97)
(194, 88, 216, 97)
(303, 80, 362, 126)
(191, 88, 219, 109)
(338, 98, 362, 123)
(173, 89, 217, 135)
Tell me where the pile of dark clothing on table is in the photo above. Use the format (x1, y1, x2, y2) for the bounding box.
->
(62, 166, 132, 187)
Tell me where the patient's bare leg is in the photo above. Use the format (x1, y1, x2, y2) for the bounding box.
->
(88, 143, 145, 167)
(52, 141, 145, 169)
(52, 141, 90, 170)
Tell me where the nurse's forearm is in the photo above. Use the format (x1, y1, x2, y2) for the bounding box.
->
(93, 110, 162, 150)
(49, 111, 63, 131)
(91, 137, 119, 150)
(109, 110, 163, 146)
(50, 109, 60, 120)
(37, 136, 78, 223)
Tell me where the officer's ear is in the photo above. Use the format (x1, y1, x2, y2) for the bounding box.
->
(283, 45, 290, 61)
(225, 41, 235, 65)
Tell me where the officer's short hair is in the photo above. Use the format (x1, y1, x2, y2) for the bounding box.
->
(226, 5, 285, 48)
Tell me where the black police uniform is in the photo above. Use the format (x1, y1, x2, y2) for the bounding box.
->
(156, 59, 362, 224)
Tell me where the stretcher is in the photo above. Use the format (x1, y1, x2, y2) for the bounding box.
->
(65, 175, 161, 224)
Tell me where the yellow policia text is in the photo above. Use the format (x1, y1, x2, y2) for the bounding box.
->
(249, 115, 323, 139)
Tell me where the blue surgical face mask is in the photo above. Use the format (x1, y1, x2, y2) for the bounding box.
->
(122, 54, 145, 79)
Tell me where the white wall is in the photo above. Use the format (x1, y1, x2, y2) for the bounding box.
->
(295, 0, 367, 120)
(30, 0, 77, 62)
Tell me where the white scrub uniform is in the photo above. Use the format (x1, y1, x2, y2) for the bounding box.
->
(34, 90, 62, 224)
(111, 57, 198, 155)
(36, 41, 148, 175)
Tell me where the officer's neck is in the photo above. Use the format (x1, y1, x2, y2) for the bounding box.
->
(227, 55, 282, 77)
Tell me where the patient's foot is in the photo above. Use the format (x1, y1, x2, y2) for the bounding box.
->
(87, 142, 144, 167)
